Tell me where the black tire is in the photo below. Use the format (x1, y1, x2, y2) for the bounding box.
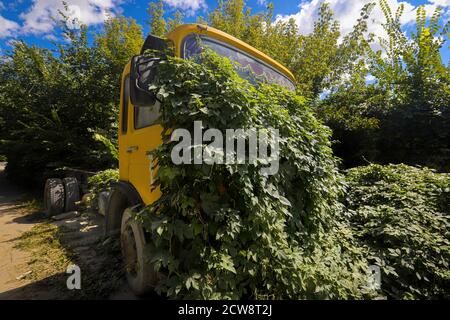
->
(121, 208, 159, 295)
(44, 178, 65, 217)
(63, 177, 80, 212)
(105, 190, 129, 237)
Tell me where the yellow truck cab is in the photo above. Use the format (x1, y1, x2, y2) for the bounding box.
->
(106, 24, 296, 294)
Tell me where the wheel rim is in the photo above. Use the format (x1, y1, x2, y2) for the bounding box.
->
(121, 224, 138, 277)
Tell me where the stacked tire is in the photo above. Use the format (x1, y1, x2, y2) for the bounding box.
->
(44, 177, 80, 217)
(63, 177, 80, 212)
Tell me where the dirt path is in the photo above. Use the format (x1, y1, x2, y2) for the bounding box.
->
(0, 163, 138, 299)
(0, 162, 36, 294)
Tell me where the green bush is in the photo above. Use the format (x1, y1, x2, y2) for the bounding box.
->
(319, 4, 450, 171)
(345, 164, 450, 299)
(0, 15, 142, 187)
(136, 50, 375, 299)
(0, 40, 118, 187)
(88, 169, 119, 209)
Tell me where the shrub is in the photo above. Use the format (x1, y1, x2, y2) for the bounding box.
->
(0, 15, 141, 187)
(88, 169, 119, 209)
(136, 50, 375, 299)
(345, 164, 450, 299)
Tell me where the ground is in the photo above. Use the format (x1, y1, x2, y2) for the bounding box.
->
(0, 163, 33, 296)
(0, 162, 138, 299)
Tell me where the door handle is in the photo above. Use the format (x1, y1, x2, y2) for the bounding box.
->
(127, 145, 139, 153)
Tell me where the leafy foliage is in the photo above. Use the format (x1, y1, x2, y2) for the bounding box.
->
(320, 1, 450, 170)
(345, 164, 450, 299)
(156, 0, 449, 170)
(147, 0, 167, 37)
(95, 16, 144, 74)
(0, 0, 449, 300)
(136, 50, 374, 299)
(147, 0, 185, 37)
(88, 169, 119, 209)
(93, 133, 119, 163)
(0, 14, 142, 186)
(149, 0, 375, 101)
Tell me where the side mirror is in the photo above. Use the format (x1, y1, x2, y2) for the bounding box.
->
(130, 55, 160, 107)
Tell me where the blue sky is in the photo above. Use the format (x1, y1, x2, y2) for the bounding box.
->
(0, 0, 449, 63)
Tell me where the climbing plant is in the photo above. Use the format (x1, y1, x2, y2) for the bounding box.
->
(345, 164, 450, 299)
(136, 50, 375, 299)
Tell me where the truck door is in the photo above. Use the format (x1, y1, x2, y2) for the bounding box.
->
(119, 74, 130, 181)
(126, 99, 163, 205)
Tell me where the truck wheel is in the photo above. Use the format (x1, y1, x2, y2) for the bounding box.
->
(63, 177, 80, 212)
(121, 208, 159, 295)
(44, 178, 65, 217)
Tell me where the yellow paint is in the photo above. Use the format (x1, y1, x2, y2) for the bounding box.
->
(119, 63, 163, 205)
(119, 24, 295, 206)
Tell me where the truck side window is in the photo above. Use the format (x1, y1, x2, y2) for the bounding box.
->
(122, 75, 130, 134)
(134, 100, 161, 129)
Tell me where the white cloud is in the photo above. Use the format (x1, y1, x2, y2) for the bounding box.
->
(162, 0, 206, 15)
(0, 15, 20, 38)
(20, 0, 119, 35)
(430, 0, 450, 6)
(276, 0, 450, 36)
(424, 0, 450, 16)
(43, 33, 58, 41)
(257, 0, 268, 6)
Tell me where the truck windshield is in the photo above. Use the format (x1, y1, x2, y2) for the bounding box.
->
(182, 35, 296, 92)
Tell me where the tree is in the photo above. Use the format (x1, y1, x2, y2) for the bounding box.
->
(147, 0, 185, 35)
(206, 1, 374, 100)
(374, 3, 450, 169)
(0, 12, 133, 185)
(147, 0, 166, 37)
(95, 16, 144, 75)
(314, 1, 450, 170)
(290, 3, 341, 98)
(209, 0, 247, 39)
(167, 10, 184, 32)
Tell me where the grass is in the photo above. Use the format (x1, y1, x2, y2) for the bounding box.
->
(15, 223, 73, 281)
(14, 199, 125, 299)
(21, 198, 43, 213)
(14, 199, 72, 282)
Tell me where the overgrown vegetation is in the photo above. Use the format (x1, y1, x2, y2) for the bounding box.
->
(1, 0, 449, 300)
(320, 2, 450, 170)
(202, 0, 450, 170)
(136, 50, 375, 299)
(0, 13, 141, 186)
(345, 164, 450, 299)
(1, 0, 449, 182)
(88, 169, 119, 209)
(16, 223, 72, 281)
